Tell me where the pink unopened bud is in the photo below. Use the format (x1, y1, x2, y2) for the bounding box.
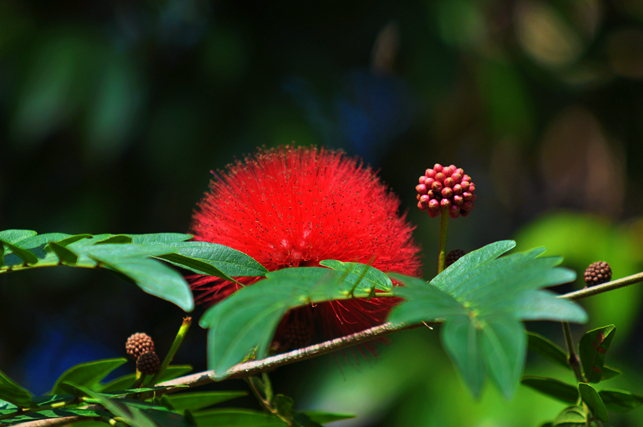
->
(441, 187, 453, 198)
(416, 163, 475, 218)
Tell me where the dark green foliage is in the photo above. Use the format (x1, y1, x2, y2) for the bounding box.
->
(162, 392, 248, 412)
(50, 358, 127, 395)
(99, 365, 193, 392)
(527, 332, 570, 370)
(599, 389, 643, 413)
(0, 369, 34, 408)
(521, 376, 579, 404)
(578, 383, 609, 422)
(0, 230, 267, 312)
(578, 325, 616, 383)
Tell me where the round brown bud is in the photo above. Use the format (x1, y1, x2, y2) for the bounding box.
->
(584, 261, 612, 286)
(125, 333, 155, 361)
(137, 351, 161, 375)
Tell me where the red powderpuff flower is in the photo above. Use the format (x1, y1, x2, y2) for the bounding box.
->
(190, 146, 421, 352)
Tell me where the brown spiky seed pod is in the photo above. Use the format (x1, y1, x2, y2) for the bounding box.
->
(137, 351, 161, 375)
(125, 333, 155, 360)
(446, 249, 466, 268)
(584, 261, 612, 286)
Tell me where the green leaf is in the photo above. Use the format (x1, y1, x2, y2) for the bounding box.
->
(13, 233, 73, 249)
(387, 241, 587, 399)
(99, 365, 192, 392)
(95, 258, 194, 312)
(553, 406, 587, 426)
(163, 391, 247, 411)
(441, 315, 485, 397)
(57, 234, 94, 246)
(48, 242, 78, 264)
(291, 413, 323, 427)
(160, 242, 267, 277)
(521, 376, 579, 404)
(387, 275, 470, 323)
(51, 358, 127, 395)
(599, 389, 643, 413)
(0, 241, 39, 265)
(74, 385, 195, 427)
(301, 411, 356, 424)
(0, 407, 109, 424)
(578, 383, 609, 422)
(578, 325, 616, 383)
(95, 235, 133, 245)
(274, 394, 295, 418)
(601, 365, 621, 381)
(527, 332, 570, 370)
(191, 409, 288, 426)
(0, 230, 37, 244)
(128, 233, 193, 245)
(480, 316, 526, 399)
(320, 260, 393, 292)
(0, 368, 33, 408)
(156, 253, 243, 285)
(201, 267, 360, 377)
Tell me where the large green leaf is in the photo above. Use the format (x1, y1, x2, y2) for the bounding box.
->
(319, 260, 393, 292)
(163, 391, 247, 411)
(521, 376, 579, 404)
(526, 332, 570, 370)
(95, 258, 194, 312)
(191, 409, 287, 426)
(158, 241, 267, 278)
(578, 325, 616, 383)
(201, 267, 381, 377)
(0, 230, 37, 244)
(387, 241, 585, 398)
(0, 369, 33, 408)
(128, 233, 193, 245)
(599, 389, 643, 413)
(578, 383, 608, 422)
(50, 358, 127, 395)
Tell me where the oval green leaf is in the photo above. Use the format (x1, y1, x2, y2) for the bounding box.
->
(51, 358, 127, 395)
(521, 376, 579, 404)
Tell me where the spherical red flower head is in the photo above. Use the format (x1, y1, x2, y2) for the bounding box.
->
(191, 146, 422, 352)
(416, 163, 476, 218)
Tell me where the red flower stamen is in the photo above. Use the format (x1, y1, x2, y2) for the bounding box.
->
(190, 146, 422, 353)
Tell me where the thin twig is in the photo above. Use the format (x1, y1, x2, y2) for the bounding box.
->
(562, 322, 584, 383)
(557, 272, 643, 301)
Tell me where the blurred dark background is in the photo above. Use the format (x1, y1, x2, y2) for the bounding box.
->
(2, 0, 643, 425)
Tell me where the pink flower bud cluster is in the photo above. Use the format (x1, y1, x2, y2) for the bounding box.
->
(416, 164, 476, 218)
